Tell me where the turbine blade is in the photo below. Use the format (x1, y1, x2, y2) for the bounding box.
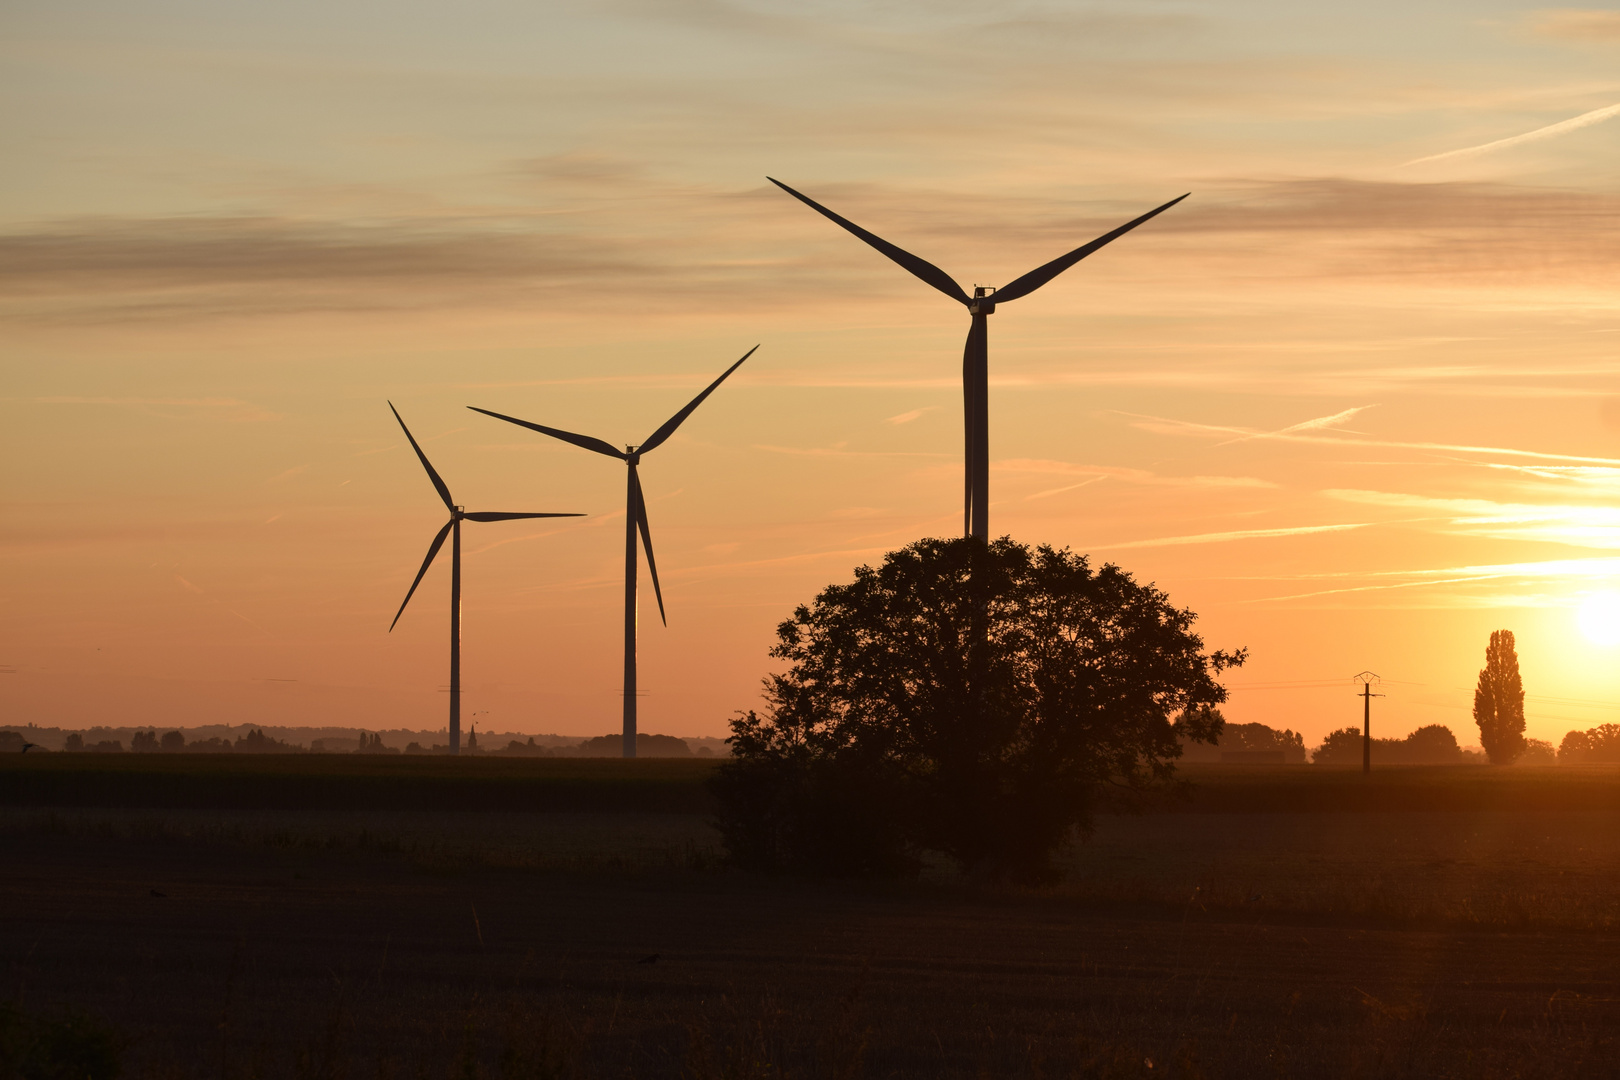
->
(389, 518, 454, 631)
(768, 178, 970, 306)
(990, 193, 1189, 305)
(388, 402, 455, 512)
(467, 408, 627, 460)
(637, 345, 758, 454)
(462, 511, 586, 522)
(630, 470, 667, 626)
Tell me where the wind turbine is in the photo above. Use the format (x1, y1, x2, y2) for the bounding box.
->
(469, 345, 757, 758)
(387, 402, 584, 755)
(768, 178, 1188, 541)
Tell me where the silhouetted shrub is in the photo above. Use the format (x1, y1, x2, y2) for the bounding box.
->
(1559, 724, 1620, 764)
(712, 537, 1243, 881)
(1312, 723, 1468, 765)
(0, 731, 25, 754)
(709, 722, 915, 877)
(1179, 718, 1306, 763)
(570, 733, 692, 758)
(355, 731, 398, 755)
(498, 737, 552, 757)
(234, 729, 298, 753)
(1518, 737, 1556, 765)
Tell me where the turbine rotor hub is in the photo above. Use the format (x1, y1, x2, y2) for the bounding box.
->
(969, 285, 996, 315)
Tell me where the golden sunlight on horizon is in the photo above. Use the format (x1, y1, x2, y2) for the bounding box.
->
(3, 0, 1620, 748)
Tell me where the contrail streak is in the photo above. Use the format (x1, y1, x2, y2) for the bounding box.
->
(1403, 101, 1620, 166)
(1098, 523, 1370, 550)
(1214, 405, 1371, 447)
(1116, 409, 1620, 466)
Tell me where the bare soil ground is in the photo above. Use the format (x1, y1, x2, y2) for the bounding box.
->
(5, 765, 1620, 1078)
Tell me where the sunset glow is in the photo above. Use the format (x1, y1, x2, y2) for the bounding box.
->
(1578, 592, 1620, 649)
(3, 0, 1620, 749)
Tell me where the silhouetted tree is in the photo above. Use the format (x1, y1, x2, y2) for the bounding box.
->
(63, 733, 84, 752)
(1559, 723, 1620, 764)
(1179, 718, 1306, 763)
(159, 730, 185, 752)
(233, 729, 295, 753)
(711, 537, 1244, 881)
(571, 733, 691, 757)
(1312, 723, 1466, 765)
(1473, 630, 1526, 764)
(130, 730, 159, 753)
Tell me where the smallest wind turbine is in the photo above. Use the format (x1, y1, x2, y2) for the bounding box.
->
(388, 402, 583, 754)
(470, 345, 757, 758)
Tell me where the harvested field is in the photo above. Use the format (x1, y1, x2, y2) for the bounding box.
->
(0, 754, 717, 813)
(5, 762, 1619, 1077)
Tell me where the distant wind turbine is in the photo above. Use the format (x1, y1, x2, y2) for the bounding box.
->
(387, 402, 583, 755)
(768, 178, 1187, 540)
(469, 345, 757, 758)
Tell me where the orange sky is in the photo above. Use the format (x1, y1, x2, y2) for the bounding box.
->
(4, 0, 1619, 745)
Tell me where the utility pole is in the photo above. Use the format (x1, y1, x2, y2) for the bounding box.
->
(1353, 671, 1383, 774)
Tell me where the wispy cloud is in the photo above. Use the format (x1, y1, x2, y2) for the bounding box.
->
(174, 573, 268, 633)
(9, 177, 1620, 325)
(1119, 410, 1620, 467)
(1214, 405, 1372, 446)
(36, 395, 244, 407)
(1325, 488, 1620, 548)
(885, 406, 938, 425)
(1528, 8, 1620, 40)
(996, 457, 1277, 489)
(1025, 477, 1108, 501)
(1403, 101, 1620, 167)
(1244, 556, 1620, 604)
(754, 443, 949, 459)
(1098, 523, 1371, 550)
(27, 395, 280, 421)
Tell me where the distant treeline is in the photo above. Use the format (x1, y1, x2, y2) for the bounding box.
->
(1311, 724, 1491, 766)
(5, 720, 1616, 764)
(1179, 722, 1309, 764)
(1559, 724, 1620, 764)
(1178, 718, 1601, 765)
(0, 725, 721, 758)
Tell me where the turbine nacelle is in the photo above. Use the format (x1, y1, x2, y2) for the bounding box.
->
(769, 177, 1187, 540)
(468, 346, 757, 757)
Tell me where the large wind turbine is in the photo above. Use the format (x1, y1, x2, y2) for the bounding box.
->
(768, 178, 1187, 541)
(388, 402, 583, 755)
(469, 346, 757, 758)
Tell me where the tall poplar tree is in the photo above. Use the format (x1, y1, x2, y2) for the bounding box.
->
(1473, 629, 1526, 764)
